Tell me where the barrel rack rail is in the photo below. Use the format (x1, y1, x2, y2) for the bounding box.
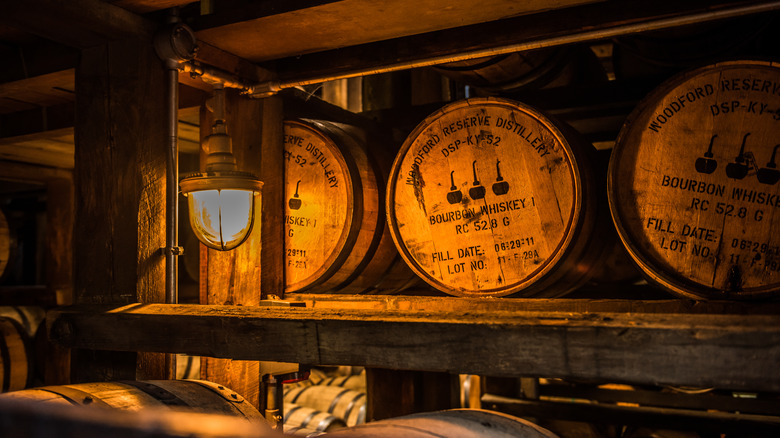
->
(48, 293, 780, 393)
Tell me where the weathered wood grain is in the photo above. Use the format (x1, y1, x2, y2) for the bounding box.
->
(0, 0, 154, 48)
(610, 60, 780, 300)
(284, 293, 780, 315)
(73, 38, 167, 380)
(387, 97, 605, 297)
(45, 177, 73, 307)
(0, 70, 74, 115)
(47, 302, 780, 392)
(365, 368, 456, 422)
(199, 90, 266, 408)
(266, 0, 779, 86)
(193, 0, 603, 63)
(0, 128, 74, 169)
(260, 96, 285, 299)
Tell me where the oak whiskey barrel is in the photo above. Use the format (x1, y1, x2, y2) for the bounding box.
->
(0, 397, 280, 438)
(284, 119, 416, 294)
(284, 402, 347, 436)
(283, 384, 366, 427)
(322, 409, 560, 438)
(612, 16, 776, 80)
(387, 97, 609, 297)
(0, 317, 32, 392)
(0, 306, 45, 338)
(318, 373, 366, 391)
(0, 379, 263, 421)
(609, 60, 780, 300)
(435, 46, 605, 93)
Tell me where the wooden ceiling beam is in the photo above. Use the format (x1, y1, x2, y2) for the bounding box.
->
(0, 0, 154, 48)
(263, 0, 780, 86)
(192, 0, 604, 63)
(0, 39, 79, 84)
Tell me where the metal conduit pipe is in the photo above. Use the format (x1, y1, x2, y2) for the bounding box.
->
(181, 1, 780, 97)
(154, 11, 198, 306)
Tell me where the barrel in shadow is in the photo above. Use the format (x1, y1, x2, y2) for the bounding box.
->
(318, 373, 366, 391)
(434, 46, 606, 93)
(322, 408, 560, 438)
(0, 396, 282, 438)
(283, 384, 366, 427)
(0, 379, 263, 422)
(284, 402, 347, 436)
(0, 316, 33, 392)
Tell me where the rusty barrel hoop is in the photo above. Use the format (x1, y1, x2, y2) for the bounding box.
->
(608, 60, 780, 300)
(387, 96, 605, 297)
(284, 119, 416, 294)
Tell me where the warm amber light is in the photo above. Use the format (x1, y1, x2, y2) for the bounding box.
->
(187, 189, 256, 250)
(180, 173, 262, 251)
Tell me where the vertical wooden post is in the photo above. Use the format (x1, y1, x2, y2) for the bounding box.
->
(199, 91, 282, 408)
(72, 37, 168, 382)
(366, 368, 458, 421)
(43, 176, 73, 385)
(259, 95, 284, 299)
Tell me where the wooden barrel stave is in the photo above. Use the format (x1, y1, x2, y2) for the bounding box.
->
(318, 374, 366, 391)
(322, 408, 560, 438)
(0, 379, 263, 421)
(283, 384, 366, 427)
(0, 396, 282, 438)
(284, 402, 347, 435)
(435, 46, 606, 93)
(284, 119, 417, 294)
(0, 317, 32, 393)
(609, 60, 780, 299)
(387, 97, 611, 297)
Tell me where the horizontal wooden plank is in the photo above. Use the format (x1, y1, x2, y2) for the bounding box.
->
(47, 302, 780, 392)
(193, 0, 602, 62)
(264, 0, 780, 86)
(0, 109, 202, 168)
(285, 292, 780, 315)
(0, 127, 74, 169)
(0, 0, 154, 48)
(0, 70, 75, 115)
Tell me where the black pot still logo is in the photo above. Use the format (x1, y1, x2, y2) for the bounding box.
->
(447, 159, 511, 204)
(288, 180, 302, 210)
(694, 133, 780, 185)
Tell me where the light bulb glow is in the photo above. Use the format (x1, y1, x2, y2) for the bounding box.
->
(187, 189, 256, 251)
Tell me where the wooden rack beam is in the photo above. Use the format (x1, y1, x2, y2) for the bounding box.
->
(47, 300, 780, 392)
(263, 0, 780, 87)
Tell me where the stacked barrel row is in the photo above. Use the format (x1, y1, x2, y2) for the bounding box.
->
(282, 366, 367, 436)
(281, 59, 779, 300)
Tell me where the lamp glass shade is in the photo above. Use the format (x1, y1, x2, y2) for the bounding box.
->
(187, 189, 257, 251)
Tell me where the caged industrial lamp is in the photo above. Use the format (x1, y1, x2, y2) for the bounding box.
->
(179, 85, 262, 251)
